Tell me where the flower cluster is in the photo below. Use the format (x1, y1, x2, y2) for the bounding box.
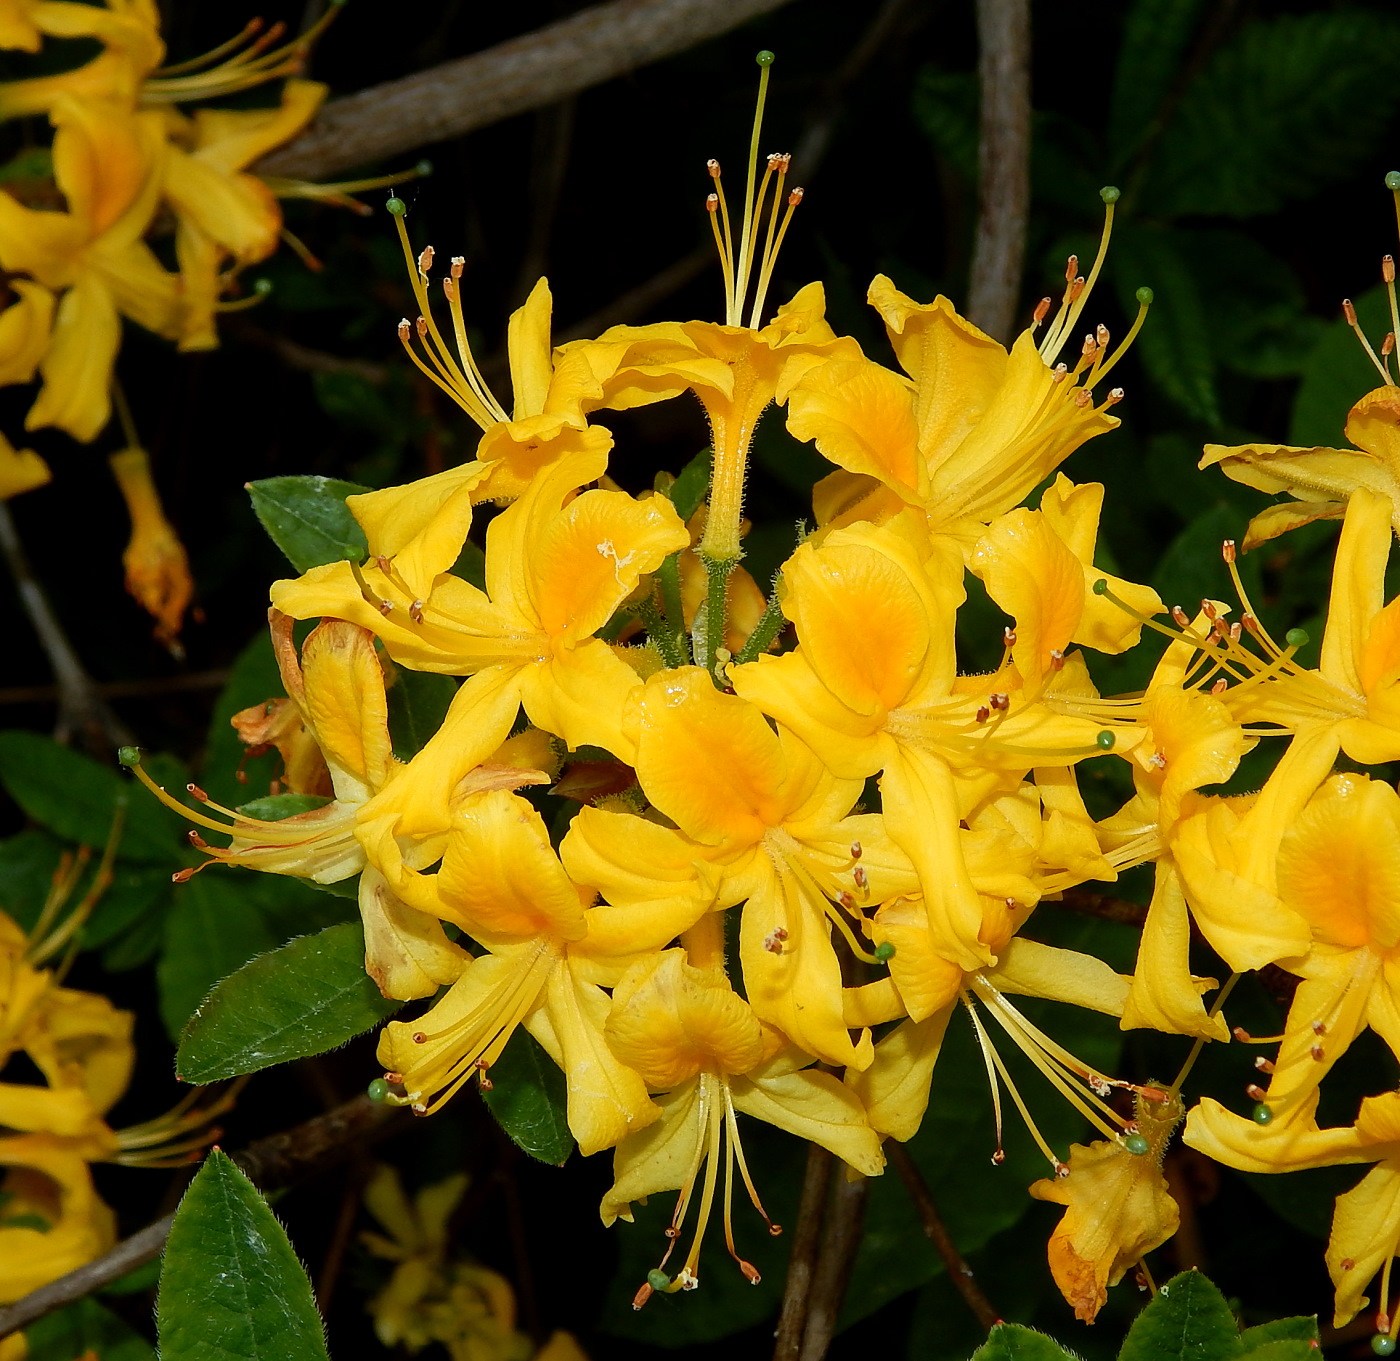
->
(125, 63, 1400, 1333)
(0, 0, 347, 643)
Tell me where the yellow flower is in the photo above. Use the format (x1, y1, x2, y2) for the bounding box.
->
(602, 943, 882, 1303)
(1200, 384, 1400, 548)
(1185, 1089, 1400, 1329)
(0, 93, 178, 440)
(107, 446, 192, 647)
(1029, 1088, 1184, 1323)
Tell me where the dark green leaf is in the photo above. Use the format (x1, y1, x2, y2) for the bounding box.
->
(1290, 286, 1390, 447)
(1113, 224, 1220, 426)
(386, 666, 457, 761)
(449, 538, 487, 589)
(667, 447, 713, 521)
(1147, 12, 1400, 218)
(82, 860, 173, 949)
(1118, 1271, 1240, 1361)
(157, 872, 280, 1040)
(0, 732, 176, 863)
(480, 1029, 574, 1165)
(1108, 0, 1210, 164)
(0, 827, 67, 932)
(236, 793, 332, 821)
(911, 66, 978, 183)
(27, 1296, 154, 1361)
(1239, 1316, 1320, 1349)
(312, 371, 398, 440)
(176, 921, 401, 1083)
(246, 475, 371, 574)
(1154, 504, 1264, 629)
(157, 1148, 329, 1361)
(970, 1324, 1077, 1361)
(247, 872, 358, 938)
(1238, 1340, 1321, 1361)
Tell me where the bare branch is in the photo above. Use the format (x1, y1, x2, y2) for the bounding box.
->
(797, 1171, 869, 1361)
(0, 1094, 407, 1340)
(888, 1142, 1000, 1330)
(773, 1143, 832, 1361)
(967, 0, 1031, 344)
(259, 0, 805, 182)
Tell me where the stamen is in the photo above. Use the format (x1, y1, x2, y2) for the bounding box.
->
(1345, 298, 1393, 384)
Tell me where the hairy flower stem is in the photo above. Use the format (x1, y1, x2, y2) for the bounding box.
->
(701, 553, 735, 682)
(734, 578, 786, 664)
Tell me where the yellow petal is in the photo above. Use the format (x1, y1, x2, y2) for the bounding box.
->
(732, 1065, 885, 1176)
(844, 1008, 953, 1141)
(508, 278, 554, 420)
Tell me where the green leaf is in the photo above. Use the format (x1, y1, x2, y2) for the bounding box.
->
(0, 827, 68, 932)
(1290, 286, 1390, 447)
(158, 873, 280, 1040)
(27, 1296, 154, 1361)
(176, 921, 401, 1083)
(667, 447, 713, 521)
(1112, 224, 1220, 426)
(911, 66, 978, 183)
(385, 666, 457, 761)
(450, 537, 487, 589)
(1118, 1271, 1240, 1361)
(1239, 1316, 1320, 1349)
(157, 1148, 329, 1361)
(480, 1029, 574, 1165)
(1154, 503, 1264, 629)
(236, 793, 332, 821)
(199, 627, 287, 809)
(970, 1324, 1077, 1361)
(0, 732, 176, 863)
(1238, 1341, 1321, 1361)
(82, 860, 173, 950)
(1147, 12, 1400, 218)
(246, 475, 371, 574)
(1108, 0, 1210, 164)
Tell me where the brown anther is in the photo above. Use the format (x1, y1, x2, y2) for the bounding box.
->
(376, 554, 392, 573)
(707, 158, 721, 178)
(788, 187, 804, 206)
(632, 1283, 654, 1311)
(1342, 1258, 1356, 1271)
(378, 599, 393, 617)
(1082, 333, 1098, 357)
(1033, 297, 1052, 325)
(188, 831, 209, 849)
(706, 193, 719, 213)
(1105, 387, 1124, 405)
(397, 318, 412, 340)
(1242, 613, 1259, 633)
(1202, 601, 1218, 621)
(772, 153, 792, 174)
(1222, 539, 1236, 563)
(1380, 1313, 1392, 1334)
(1386, 255, 1396, 284)
(1049, 649, 1065, 669)
(412, 1031, 427, 1044)
(478, 1076, 494, 1091)
(1253, 1056, 1276, 1073)
(989, 692, 1009, 711)
(763, 932, 785, 954)
(975, 705, 990, 723)
(991, 1148, 1006, 1165)
(1054, 1161, 1070, 1179)
(769, 1223, 783, 1236)
(1171, 605, 1190, 627)
(850, 840, 863, 861)
(1211, 679, 1228, 695)
(1311, 1045, 1325, 1062)
(665, 1226, 681, 1239)
(1385, 333, 1397, 358)
(838, 891, 856, 910)
(1073, 388, 1093, 408)
(1050, 363, 1068, 383)
(773, 927, 789, 941)
(1067, 277, 1085, 302)
(1137, 1086, 1169, 1104)
(411, 1103, 427, 1115)
(1064, 254, 1079, 282)
(187, 783, 209, 802)
(1312, 1020, 1327, 1035)
(1344, 298, 1359, 326)
(1228, 622, 1242, 643)
(450, 256, 465, 278)
(853, 865, 869, 890)
(172, 868, 196, 884)
(384, 1072, 403, 1084)
(1003, 626, 1017, 647)
(1149, 750, 1167, 770)
(417, 245, 434, 275)
(740, 1262, 761, 1284)
(1245, 1083, 1268, 1101)
(415, 316, 429, 338)
(441, 276, 458, 302)
(1096, 323, 1110, 347)
(409, 600, 425, 624)
(1231, 1027, 1250, 1043)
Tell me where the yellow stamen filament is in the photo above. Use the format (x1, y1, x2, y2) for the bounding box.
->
(962, 997, 1064, 1171)
(1166, 973, 1240, 1103)
(1345, 298, 1394, 386)
(1041, 195, 1116, 365)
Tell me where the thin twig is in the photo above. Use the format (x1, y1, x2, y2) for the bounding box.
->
(0, 669, 230, 708)
(772, 1143, 832, 1361)
(797, 1170, 869, 1361)
(0, 502, 133, 751)
(966, 0, 1031, 343)
(0, 1094, 408, 1339)
(258, 0, 805, 181)
(1055, 887, 1148, 928)
(888, 1142, 999, 1330)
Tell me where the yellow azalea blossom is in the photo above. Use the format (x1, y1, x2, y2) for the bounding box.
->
(0, 93, 178, 440)
(559, 286, 861, 565)
(1200, 384, 1400, 548)
(789, 275, 1126, 544)
(361, 1162, 587, 1361)
(273, 450, 688, 839)
(1190, 773, 1400, 1125)
(1186, 1089, 1400, 1330)
(161, 78, 327, 351)
(1029, 1087, 1184, 1323)
(130, 612, 471, 1000)
(732, 509, 1141, 973)
(0, 431, 49, 499)
(602, 942, 883, 1303)
(566, 667, 918, 1069)
(375, 788, 707, 1154)
(107, 446, 192, 646)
